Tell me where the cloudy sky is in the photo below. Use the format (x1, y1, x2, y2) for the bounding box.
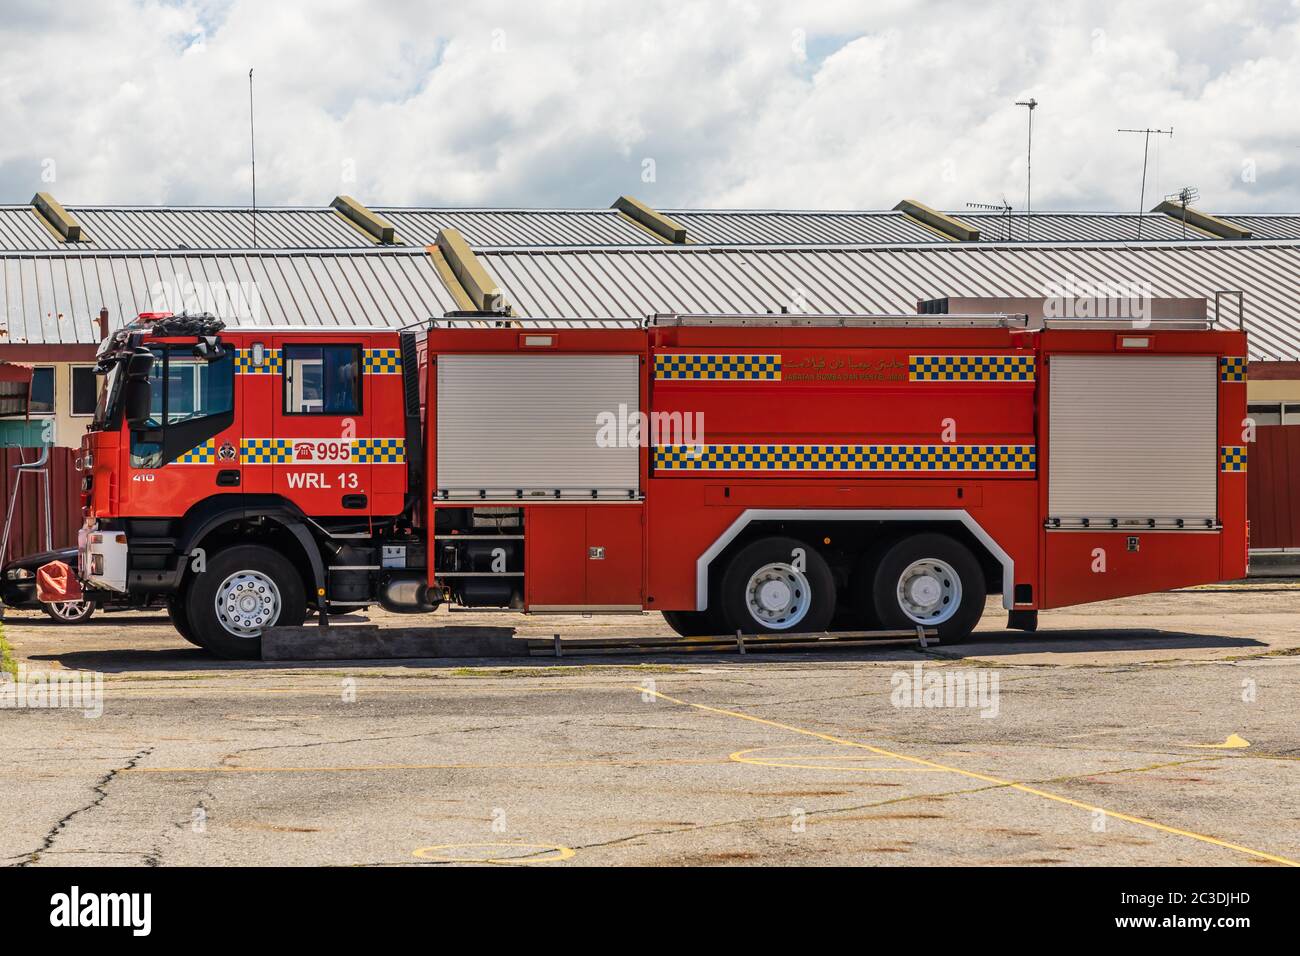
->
(1, 0, 1297, 212)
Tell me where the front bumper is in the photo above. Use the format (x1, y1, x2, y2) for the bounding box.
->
(78, 524, 128, 593)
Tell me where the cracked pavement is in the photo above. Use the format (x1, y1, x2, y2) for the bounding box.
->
(1, 584, 1298, 866)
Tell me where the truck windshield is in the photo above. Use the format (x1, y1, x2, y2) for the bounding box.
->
(91, 361, 123, 430)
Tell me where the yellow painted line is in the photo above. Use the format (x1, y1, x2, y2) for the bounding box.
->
(1188, 733, 1250, 749)
(638, 685, 1300, 867)
(731, 748, 946, 772)
(122, 756, 726, 774)
(413, 842, 575, 865)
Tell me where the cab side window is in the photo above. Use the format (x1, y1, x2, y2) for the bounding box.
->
(130, 347, 235, 468)
(283, 345, 362, 415)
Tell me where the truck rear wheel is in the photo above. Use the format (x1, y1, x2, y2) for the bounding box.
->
(719, 536, 835, 634)
(872, 533, 985, 643)
(188, 545, 306, 659)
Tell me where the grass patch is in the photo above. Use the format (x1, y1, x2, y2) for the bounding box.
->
(0, 624, 17, 677)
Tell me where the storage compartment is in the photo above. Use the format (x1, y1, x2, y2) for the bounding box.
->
(436, 354, 640, 499)
(525, 504, 643, 610)
(1048, 354, 1218, 526)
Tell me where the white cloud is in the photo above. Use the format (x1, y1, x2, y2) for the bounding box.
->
(0, 0, 1296, 212)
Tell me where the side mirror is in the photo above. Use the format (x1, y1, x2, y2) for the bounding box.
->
(124, 379, 152, 430)
(126, 348, 154, 379)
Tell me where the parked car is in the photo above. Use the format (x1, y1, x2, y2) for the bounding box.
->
(0, 548, 160, 624)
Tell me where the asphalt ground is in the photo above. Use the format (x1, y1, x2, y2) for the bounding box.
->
(0, 582, 1297, 867)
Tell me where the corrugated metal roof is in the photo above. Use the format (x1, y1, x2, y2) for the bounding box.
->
(952, 211, 1221, 242)
(0, 249, 457, 345)
(8, 203, 1298, 252)
(475, 241, 1300, 361)
(1220, 215, 1300, 240)
(0, 205, 371, 251)
(375, 208, 657, 247)
(664, 209, 944, 245)
(4, 240, 1298, 361)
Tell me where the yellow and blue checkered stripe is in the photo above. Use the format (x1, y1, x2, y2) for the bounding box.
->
(239, 438, 406, 464)
(175, 440, 220, 464)
(909, 355, 1035, 382)
(235, 348, 282, 374)
(235, 347, 401, 375)
(364, 348, 403, 374)
(352, 438, 405, 463)
(242, 438, 292, 463)
(655, 444, 1036, 472)
(1220, 357, 1247, 382)
(1221, 446, 1247, 472)
(655, 354, 781, 381)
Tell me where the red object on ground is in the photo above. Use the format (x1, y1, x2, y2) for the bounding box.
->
(36, 560, 82, 602)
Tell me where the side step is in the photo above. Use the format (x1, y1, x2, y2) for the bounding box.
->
(262, 625, 937, 661)
(531, 627, 938, 657)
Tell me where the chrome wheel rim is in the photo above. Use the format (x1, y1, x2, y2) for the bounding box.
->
(744, 562, 811, 630)
(47, 600, 91, 621)
(896, 558, 961, 625)
(215, 570, 281, 638)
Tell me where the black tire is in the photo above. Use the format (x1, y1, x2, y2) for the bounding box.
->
(661, 610, 718, 638)
(187, 545, 306, 659)
(719, 536, 835, 634)
(872, 533, 985, 643)
(42, 599, 96, 624)
(166, 593, 205, 648)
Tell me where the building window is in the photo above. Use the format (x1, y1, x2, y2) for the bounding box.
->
(283, 345, 362, 415)
(1247, 402, 1300, 426)
(71, 366, 97, 417)
(29, 366, 55, 415)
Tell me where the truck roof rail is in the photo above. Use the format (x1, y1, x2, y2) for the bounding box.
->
(648, 312, 1033, 329)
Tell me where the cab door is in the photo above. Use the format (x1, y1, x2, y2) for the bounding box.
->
(121, 342, 241, 516)
(269, 336, 372, 517)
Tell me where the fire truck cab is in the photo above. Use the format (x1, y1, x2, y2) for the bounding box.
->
(79, 306, 1248, 658)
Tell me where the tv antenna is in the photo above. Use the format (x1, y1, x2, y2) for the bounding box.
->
(1117, 126, 1173, 239)
(248, 68, 258, 248)
(1015, 98, 1038, 240)
(966, 200, 1013, 241)
(1165, 185, 1199, 238)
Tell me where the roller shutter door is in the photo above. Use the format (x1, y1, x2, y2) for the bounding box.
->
(1048, 355, 1217, 524)
(437, 354, 640, 498)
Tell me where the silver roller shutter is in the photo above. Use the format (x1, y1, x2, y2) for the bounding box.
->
(1048, 354, 1217, 525)
(437, 353, 640, 498)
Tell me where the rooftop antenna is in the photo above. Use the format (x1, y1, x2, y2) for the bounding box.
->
(1117, 126, 1173, 239)
(1165, 185, 1200, 238)
(1015, 98, 1037, 240)
(248, 68, 257, 248)
(966, 200, 1013, 241)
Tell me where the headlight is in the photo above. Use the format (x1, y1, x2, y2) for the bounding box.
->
(7, 568, 33, 580)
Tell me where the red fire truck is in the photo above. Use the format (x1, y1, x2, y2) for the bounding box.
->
(76, 305, 1248, 658)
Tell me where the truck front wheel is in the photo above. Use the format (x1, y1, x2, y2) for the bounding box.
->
(719, 536, 835, 634)
(166, 593, 205, 648)
(188, 545, 306, 659)
(872, 534, 985, 643)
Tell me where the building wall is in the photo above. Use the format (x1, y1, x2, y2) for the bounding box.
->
(30, 361, 98, 449)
